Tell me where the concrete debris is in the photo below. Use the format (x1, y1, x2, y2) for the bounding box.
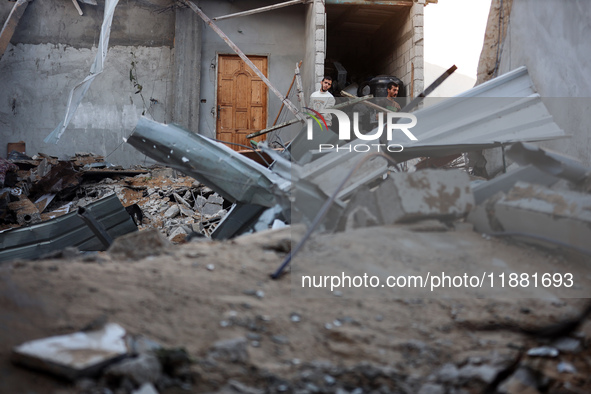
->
(470, 181, 591, 253)
(131, 383, 160, 394)
(104, 353, 162, 386)
(472, 164, 560, 205)
(11, 323, 128, 380)
(497, 367, 543, 394)
(506, 142, 590, 185)
(557, 361, 577, 374)
(341, 169, 475, 230)
(1, 150, 229, 260)
(527, 346, 559, 357)
(551, 337, 582, 353)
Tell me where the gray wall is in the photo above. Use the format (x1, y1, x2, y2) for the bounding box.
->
(1, 0, 307, 165)
(0, 0, 175, 166)
(197, 0, 306, 145)
(496, 0, 591, 166)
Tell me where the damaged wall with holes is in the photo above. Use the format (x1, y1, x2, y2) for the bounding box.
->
(0, 0, 175, 167)
(475, 0, 591, 175)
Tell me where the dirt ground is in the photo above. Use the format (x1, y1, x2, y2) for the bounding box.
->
(1, 220, 591, 393)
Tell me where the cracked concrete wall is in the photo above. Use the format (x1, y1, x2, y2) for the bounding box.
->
(0, 0, 175, 166)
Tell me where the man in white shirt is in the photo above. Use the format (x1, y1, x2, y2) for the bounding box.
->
(309, 76, 336, 126)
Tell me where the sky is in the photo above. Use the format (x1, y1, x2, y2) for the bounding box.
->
(424, 0, 493, 80)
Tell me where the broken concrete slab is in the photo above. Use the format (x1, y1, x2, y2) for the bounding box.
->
(506, 142, 590, 185)
(168, 226, 188, 243)
(342, 169, 475, 229)
(163, 204, 180, 219)
(472, 164, 560, 205)
(11, 323, 128, 380)
(104, 353, 162, 386)
(474, 181, 591, 253)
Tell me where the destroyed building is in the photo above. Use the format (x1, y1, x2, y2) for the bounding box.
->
(1, 0, 591, 393)
(0, 0, 428, 165)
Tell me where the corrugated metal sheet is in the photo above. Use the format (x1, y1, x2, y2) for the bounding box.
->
(0, 194, 137, 262)
(127, 117, 290, 208)
(298, 66, 566, 198)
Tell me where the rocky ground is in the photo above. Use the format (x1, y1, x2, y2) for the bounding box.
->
(1, 218, 590, 393)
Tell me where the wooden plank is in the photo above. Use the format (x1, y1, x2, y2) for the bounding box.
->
(0, 0, 32, 61)
(182, 0, 306, 122)
(213, 0, 306, 21)
(295, 62, 306, 109)
(71, 0, 84, 16)
(272, 60, 302, 126)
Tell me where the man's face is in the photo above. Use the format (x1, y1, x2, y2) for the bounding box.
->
(388, 85, 399, 98)
(321, 79, 332, 92)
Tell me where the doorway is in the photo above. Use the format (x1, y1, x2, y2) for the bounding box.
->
(216, 54, 268, 150)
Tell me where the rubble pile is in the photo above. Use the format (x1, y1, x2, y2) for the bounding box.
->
(0, 152, 229, 243)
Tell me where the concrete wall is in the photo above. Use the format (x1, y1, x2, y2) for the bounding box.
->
(375, 1, 425, 97)
(0, 0, 174, 167)
(484, 0, 591, 168)
(197, 0, 307, 145)
(303, 0, 325, 97)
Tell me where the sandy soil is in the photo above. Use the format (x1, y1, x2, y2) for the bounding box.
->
(1, 221, 590, 393)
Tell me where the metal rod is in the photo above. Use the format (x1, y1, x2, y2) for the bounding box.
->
(247, 95, 374, 139)
(341, 90, 395, 114)
(295, 61, 306, 109)
(0, 0, 32, 61)
(181, 0, 305, 122)
(271, 152, 397, 279)
(213, 0, 305, 21)
(273, 60, 302, 126)
(400, 65, 457, 113)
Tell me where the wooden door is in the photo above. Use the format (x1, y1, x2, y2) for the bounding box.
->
(216, 55, 268, 150)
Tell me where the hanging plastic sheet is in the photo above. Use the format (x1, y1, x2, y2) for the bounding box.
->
(44, 0, 119, 144)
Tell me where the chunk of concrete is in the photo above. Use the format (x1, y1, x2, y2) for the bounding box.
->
(201, 203, 222, 216)
(168, 226, 188, 243)
(491, 182, 591, 252)
(104, 353, 162, 385)
(163, 204, 180, 219)
(344, 169, 475, 228)
(11, 323, 128, 380)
